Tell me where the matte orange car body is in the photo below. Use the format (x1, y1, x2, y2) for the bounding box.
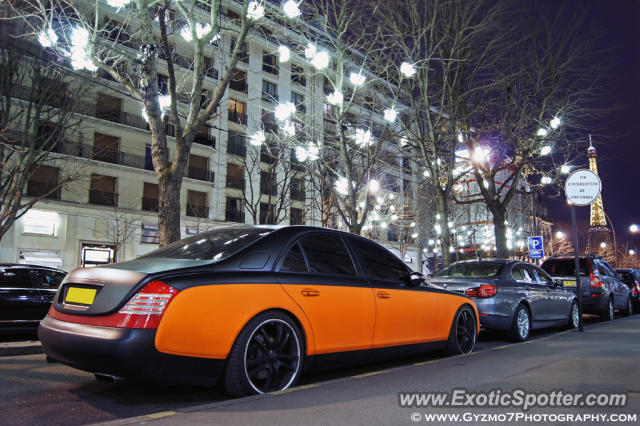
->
(155, 282, 479, 359)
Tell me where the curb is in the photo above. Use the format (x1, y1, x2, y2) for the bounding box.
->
(0, 342, 43, 357)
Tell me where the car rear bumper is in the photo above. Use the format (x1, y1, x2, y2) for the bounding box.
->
(38, 315, 224, 386)
(472, 298, 512, 330)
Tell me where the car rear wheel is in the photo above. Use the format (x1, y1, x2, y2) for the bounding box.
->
(224, 311, 303, 397)
(600, 298, 614, 321)
(445, 305, 477, 355)
(509, 304, 531, 342)
(623, 297, 633, 317)
(567, 300, 579, 329)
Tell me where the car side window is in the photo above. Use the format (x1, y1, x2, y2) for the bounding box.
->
(534, 267, 554, 286)
(599, 261, 616, 278)
(280, 242, 308, 273)
(595, 261, 608, 277)
(349, 237, 410, 283)
(0, 269, 33, 288)
(36, 270, 63, 288)
(298, 234, 356, 276)
(512, 265, 533, 282)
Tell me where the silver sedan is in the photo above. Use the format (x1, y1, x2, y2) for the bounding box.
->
(426, 259, 578, 341)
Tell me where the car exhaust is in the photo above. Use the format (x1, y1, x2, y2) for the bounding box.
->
(94, 373, 126, 384)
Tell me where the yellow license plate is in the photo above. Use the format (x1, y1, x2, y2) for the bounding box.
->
(65, 287, 97, 305)
(563, 280, 576, 287)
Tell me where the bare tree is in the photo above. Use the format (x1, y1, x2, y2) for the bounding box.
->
(11, 0, 261, 245)
(96, 204, 140, 262)
(0, 36, 88, 242)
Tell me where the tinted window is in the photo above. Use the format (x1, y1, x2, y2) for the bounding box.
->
(299, 234, 355, 275)
(432, 267, 450, 277)
(618, 271, 634, 285)
(349, 238, 409, 282)
(596, 260, 614, 278)
(541, 259, 588, 276)
(435, 262, 503, 278)
(0, 269, 32, 288)
(141, 227, 273, 261)
(280, 242, 307, 272)
(31, 270, 64, 288)
(532, 267, 554, 285)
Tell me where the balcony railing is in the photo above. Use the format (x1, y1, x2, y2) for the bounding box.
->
(291, 189, 305, 202)
(228, 110, 248, 125)
(225, 210, 245, 223)
(186, 205, 209, 218)
(227, 137, 247, 157)
(193, 134, 216, 148)
(26, 182, 60, 200)
(142, 197, 159, 212)
(89, 190, 118, 207)
(187, 167, 215, 183)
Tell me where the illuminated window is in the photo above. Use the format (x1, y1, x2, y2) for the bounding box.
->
(22, 210, 58, 236)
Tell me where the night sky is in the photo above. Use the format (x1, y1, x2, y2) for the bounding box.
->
(547, 0, 640, 246)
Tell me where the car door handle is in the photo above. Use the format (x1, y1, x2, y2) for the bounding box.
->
(301, 288, 320, 297)
(376, 291, 391, 299)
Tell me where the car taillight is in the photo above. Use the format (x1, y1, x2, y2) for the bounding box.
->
(633, 282, 640, 296)
(465, 284, 498, 298)
(49, 280, 179, 329)
(589, 269, 602, 288)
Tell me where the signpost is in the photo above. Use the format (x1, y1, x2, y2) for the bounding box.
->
(564, 169, 602, 332)
(528, 236, 544, 259)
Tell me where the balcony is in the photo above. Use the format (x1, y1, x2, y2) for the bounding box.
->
(186, 205, 209, 218)
(291, 189, 305, 202)
(262, 120, 279, 135)
(193, 134, 216, 148)
(142, 197, 159, 212)
(89, 190, 118, 207)
(226, 176, 245, 190)
(227, 137, 246, 157)
(26, 182, 60, 200)
(187, 167, 215, 183)
(228, 110, 248, 125)
(225, 210, 245, 223)
(262, 92, 279, 103)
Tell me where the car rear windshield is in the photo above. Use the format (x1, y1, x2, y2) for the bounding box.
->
(541, 259, 588, 276)
(432, 262, 504, 278)
(140, 227, 274, 261)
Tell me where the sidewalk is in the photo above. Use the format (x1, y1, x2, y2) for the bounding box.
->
(99, 316, 640, 426)
(0, 339, 42, 357)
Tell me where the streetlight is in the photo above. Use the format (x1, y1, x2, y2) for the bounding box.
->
(629, 249, 636, 255)
(555, 231, 565, 240)
(600, 242, 607, 248)
(630, 224, 638, 233)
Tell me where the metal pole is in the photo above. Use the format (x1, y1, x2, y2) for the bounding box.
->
(571, 205, 584, 332)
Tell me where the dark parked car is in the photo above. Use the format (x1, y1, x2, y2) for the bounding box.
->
(427, 259, 578, 342)
(541, 255, 632, 320)
(0, 263, 67, 331)
(615, 268, 639, 313)
(38, 225, 478, 396)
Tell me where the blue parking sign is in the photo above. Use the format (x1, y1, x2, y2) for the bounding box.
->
(528, 236, 544, 259)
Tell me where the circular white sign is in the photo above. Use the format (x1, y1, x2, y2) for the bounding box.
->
(564, 169, 602, 206)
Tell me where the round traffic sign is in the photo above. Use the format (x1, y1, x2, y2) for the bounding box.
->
(564, 169, 601, 206)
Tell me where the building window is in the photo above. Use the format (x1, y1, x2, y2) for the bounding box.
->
(226, 163, 245, 190)
(95, 93, 122, 123)
(22, 210, 58, 236)
(260, 171, 277, 196)
(291, 91, 305, 113)
(93, 133, 119, 164)
(227, 133, 247, 157)
(141, 223, 159, 244)
(142, 182, 159, 212)
(261, 109, 278, 135)
(290, 207, 305, 225)
(203, 55, 218, 79)
(229, 69, 247, 93)
(27, 165, 60, 199)
(230, 37, 248, 62)
(193, 124, 215, 147)
(292, 120, 304, 141)
(260, 202, 275, 224)
(262, 52, 278, 75)
(186, 190, 208, 218)
(228, 99, 247, 124)
(291, 64, 306, 87)
(291, 177, 305, 201)
(89, 174, 118, 207)
(387, 223, 398, 242)
(262, 80, 278, 103)
(225, 197, 245, 222)
(188, 154, 214, 182)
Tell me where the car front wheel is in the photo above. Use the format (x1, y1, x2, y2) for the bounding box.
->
(224, 311, 304, 397)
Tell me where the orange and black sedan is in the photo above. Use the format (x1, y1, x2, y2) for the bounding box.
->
(39, 225, 478, 396)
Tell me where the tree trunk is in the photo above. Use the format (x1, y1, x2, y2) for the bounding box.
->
(436, 190, 452, 267)
(489, 203, 509, 258)
(157, 172, 182, 246)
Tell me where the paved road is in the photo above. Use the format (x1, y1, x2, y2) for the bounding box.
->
(0, 317, 618, 426)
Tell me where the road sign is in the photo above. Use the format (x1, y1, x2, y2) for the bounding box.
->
(564, 169, 602, 206)
(528, 236, 544, 259)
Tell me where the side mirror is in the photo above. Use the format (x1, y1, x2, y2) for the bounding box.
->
(554, 279, 564, 288)
(409, 271, 426, 286)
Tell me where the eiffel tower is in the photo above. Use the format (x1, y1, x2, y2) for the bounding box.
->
(585, 135, 613, 258)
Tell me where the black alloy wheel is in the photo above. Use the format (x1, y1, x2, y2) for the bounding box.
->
(446, 305, 477, 355)
(224, 311, 303, 397)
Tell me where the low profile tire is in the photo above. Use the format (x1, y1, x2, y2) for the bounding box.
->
(509, 304, 531, 342)
(224, 311, 304, 397)
(623, 297, 633, 317)
(566, 300, 580, 329)
(445, 305, 477, 355)
(600, 298, 614, 321)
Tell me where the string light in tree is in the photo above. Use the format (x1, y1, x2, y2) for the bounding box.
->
(537, 128, 548, 137)
(400, 62, 416, 78)
(37, 28, 57, 48)
(180, 23, 211, 41)
(540, 145, 552, 155)
(550, 116, 562, 129)
(281, 120, 296, 137)
(282, 0, 301, 18)
(384, 106, 398, 123)
(353, 128, 373, 147)
(247, 2, 265, 20)
(311, 51, 329, 70)
(106, 0, 131, 8)
(278, 45, 290, 62)
(69, 27, 97, 71)
(249, 130, 266, 146)
(349, 72, 366, 86)
(561, 164, 571, 174)
(274, 101, 296, 121)
(326, 90, 343, 106)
